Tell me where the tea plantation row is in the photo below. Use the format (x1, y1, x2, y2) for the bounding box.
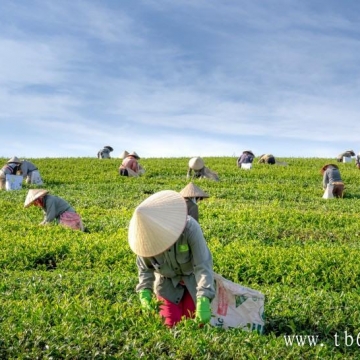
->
(0, 156, 359, 359)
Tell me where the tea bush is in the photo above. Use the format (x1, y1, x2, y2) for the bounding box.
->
(0, 156, 359, 359)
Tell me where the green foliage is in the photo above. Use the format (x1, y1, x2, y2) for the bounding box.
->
(0, 156, 360, 358)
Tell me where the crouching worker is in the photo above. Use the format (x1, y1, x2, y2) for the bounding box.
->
(0, 156, 22, 190)
(321, 164, 344, 198)
(24, 189, 84, 230)
(119, 151, 145, 177)
(258, 154, 276, 165)
(20, 159, 43, 184)
(237, 150, 255, 168)
(97, 146, 114, 159)
(187, 157, 219, 181)
(128, 190, 215, 327)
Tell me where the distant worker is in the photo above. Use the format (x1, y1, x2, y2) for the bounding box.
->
(129, 190, 215, 328)
(356, 152, 360, 169)
(321, 164, 344, 198)
(237, 150, 255, 168)
(19, 159, 43, 184)
(24, 189, 85, 230)
(179, 182, 209, 223)
(258, 154, 276, 165)
(336, 150, 355, 162)
(187, 157, 219, 181)
(119, 151, 145, 177)
(0, 156, 22, 190)
(97, 146, 114, 159)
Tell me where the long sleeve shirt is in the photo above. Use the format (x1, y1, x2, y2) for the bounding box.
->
(323, 167, 343, 189)
(1, 163, 20, 175)
(136, 216, 215, 304)
(41, 195, 76, 224)
(185, 198, 199, 222)
(258, 154, 276, 164)
(237, 153, 254, 166)
(98, 148, 111, 159)
(20, 160, 37, 177)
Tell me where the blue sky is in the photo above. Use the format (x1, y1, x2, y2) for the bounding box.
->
(1, 0, 360, 159)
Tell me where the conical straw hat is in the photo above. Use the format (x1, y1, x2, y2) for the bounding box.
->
(7, 156, 21, 164)
(188, 157, 204, 171)
(128, 190, 187, 257)
(24, 189, 49, 208)
(120, 150, 129, 159)
(128, 151, 140, 159)
(180, 182, 209, 198)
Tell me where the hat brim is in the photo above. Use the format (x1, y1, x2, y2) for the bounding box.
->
(128, 190, 187, 257)
(24, 190, 48, 208)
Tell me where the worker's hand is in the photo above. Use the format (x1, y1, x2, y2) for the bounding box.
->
(195, 296, 212, 324)
(139, 289, 153, 311)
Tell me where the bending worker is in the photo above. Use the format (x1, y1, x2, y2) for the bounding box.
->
(129, 190, 215, 327)
(24, 189, 84, 230)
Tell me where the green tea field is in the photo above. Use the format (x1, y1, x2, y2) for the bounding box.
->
(1, 156, 360, 359)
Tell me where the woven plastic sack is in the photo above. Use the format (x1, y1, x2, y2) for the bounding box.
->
(5, 174, 23, 191)
(241, 163, 252, 170)
(343, 156, 352, 163)
(210, 273, 265, 333)
(322, 184, 334, 199)
(30, 170, 43, 185)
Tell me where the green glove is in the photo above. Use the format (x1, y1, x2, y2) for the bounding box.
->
(139, 289, 153, 311)
(195, 296, 211, 323)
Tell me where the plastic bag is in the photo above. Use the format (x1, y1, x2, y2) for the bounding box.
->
(5, 174, 23, 190)
(210, 273, 265, 333)
(241, 163, 252, 170)
(30, 170, 43, 185)
(322, 184, 334, 199)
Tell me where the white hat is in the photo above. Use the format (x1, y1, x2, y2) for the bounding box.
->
(7, 156, 21, 164)
(180, 182, 209, 198)
(128, 151, 140, 159)
(128, 190, 187, 257)
(120, 150, 130, 159)
(188, 157, 204, 171)
(24, 189, 49, 208)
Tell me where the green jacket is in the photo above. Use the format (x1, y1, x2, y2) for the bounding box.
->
(136, 216, 215, 304)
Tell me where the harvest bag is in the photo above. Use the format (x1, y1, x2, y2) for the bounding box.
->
(30, 170, 43, 185)
(210, 273, 265, 333)
(322, 184, 334, 199)
(241, 163, 252, 170)
(343, 156, 352, 163)
(5, 174, 23, 191)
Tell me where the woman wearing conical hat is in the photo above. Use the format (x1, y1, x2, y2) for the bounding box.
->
(320, 164, 344, 198)
(24, 189, 84, 230)
(129, 190, 215, 328)
(0, 156, 22, 190)
(186, 157, 219, 181)
(119, 151, 145, 177)
(237, 150, 255, 168)
(97, 145, 114, 159)
(179, 182, 209, 222)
